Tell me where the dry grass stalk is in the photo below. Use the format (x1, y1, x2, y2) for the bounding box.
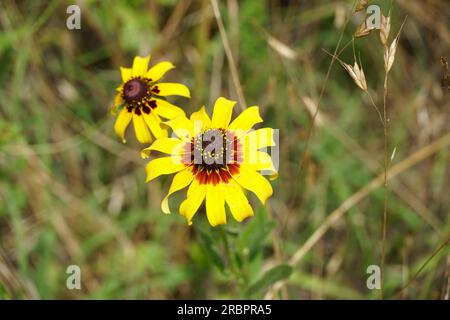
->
(323, 47, 384, 124)
(355, 0, 370, 12)
(267, 34, 299, 61)
(265, 132, 450, 299)
(210, 0, 247, 110)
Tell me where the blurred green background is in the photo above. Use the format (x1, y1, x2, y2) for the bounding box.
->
(0, 0, 449, 299)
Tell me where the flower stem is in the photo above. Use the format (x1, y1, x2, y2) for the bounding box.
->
(219, 227, 241, 283)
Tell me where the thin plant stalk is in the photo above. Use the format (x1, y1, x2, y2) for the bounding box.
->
(219, 227, 243, 292)
(381, 70, 389, 299)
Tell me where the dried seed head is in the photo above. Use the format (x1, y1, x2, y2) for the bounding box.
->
(384, 18, 407, 73)
(341, 60, 368, 91)
(384, 36, 399, 73)
(379, 14, 391, 45)
(353, 61, 368, 91)
(355, 0, 370, 12)
(354, 20, 375, 38)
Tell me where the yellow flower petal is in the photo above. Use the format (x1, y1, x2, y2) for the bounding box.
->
(233, 166, 273, 204)
(211, 97, 236, 129)
(146, 61, 175, 82)
(154, 83, 190, 98)
(114, 108, 132, 143)
(115, 93, 123, 105)
(180, 179, 206, 225)
(153, 99, 185, 119)
(161, 167, 194, 214)
(190, 105, 212, 131)
(224, 181, 254, 222)
(206, 184, 226, 226)
(132, 112, 153, 144)
(143, 112, 168, 139)
(242, 128, 276, 150)
(164, 116, 194, 141)
(228, 106, 263, 133)
(145, 156, 185, 182)
(120, 67, 132, 83)
(243, 151, 278, 180)
(132, 55, 150, 77)
(140, 137, 186, 159)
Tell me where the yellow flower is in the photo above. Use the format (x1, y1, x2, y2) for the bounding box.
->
(142, 97, 277, 226)
(112, 55, 190, 144)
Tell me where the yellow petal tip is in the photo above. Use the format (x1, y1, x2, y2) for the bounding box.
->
(161, 199, 171, 214)
(140, 150, 150, 159)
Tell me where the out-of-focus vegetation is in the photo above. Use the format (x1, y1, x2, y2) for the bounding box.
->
(0, 0, 449, 299)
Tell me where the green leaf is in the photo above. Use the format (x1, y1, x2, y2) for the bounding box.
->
(238, 207, 275, 260)
(246, 265, 293, 297)
(198, 229, 225, 274)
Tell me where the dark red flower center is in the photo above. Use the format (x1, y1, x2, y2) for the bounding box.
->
(121, 77, 158, 114)
(123, 78, 147, 102)
(183, 129, 242, 185)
